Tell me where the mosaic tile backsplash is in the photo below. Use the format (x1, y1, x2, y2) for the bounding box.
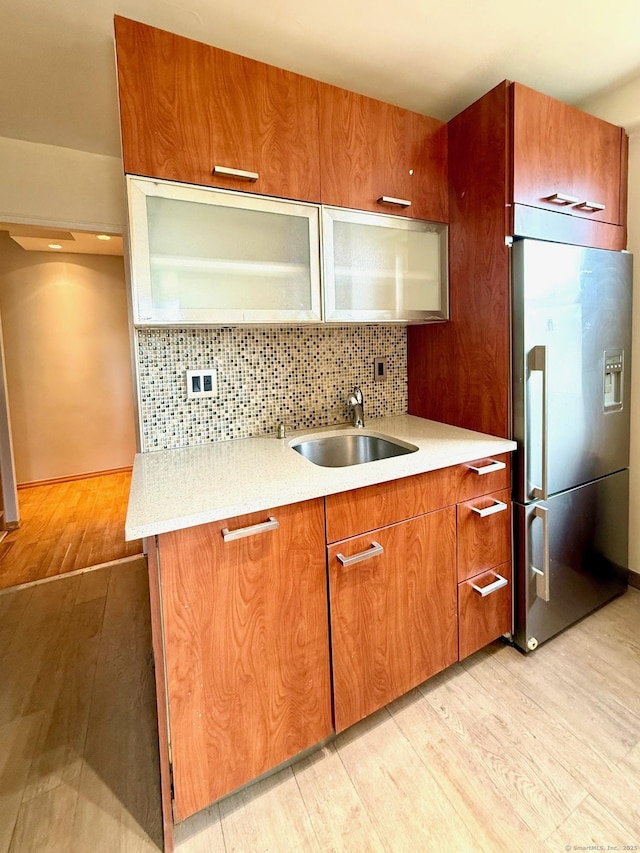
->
(137, 326, 408, 450)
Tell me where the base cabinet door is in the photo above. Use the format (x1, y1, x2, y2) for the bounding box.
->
(328, 507, 457, 732)
(157, 498, 331, 820)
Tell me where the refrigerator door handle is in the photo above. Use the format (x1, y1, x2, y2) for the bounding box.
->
(531, 505, 550, 602)
(529, 345, 549, 500)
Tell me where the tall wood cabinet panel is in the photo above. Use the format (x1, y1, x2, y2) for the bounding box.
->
(408, 79, 628, 438)
(512, 82, 626, 226)
(156, 498, 331, 820)
(318, 84, 448, 222)
(328, 508, 458, 732)
(114, 16, 321, 201)
(408, 82, 512, 437)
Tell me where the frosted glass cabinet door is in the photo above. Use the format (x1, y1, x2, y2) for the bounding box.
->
(127, 176, 322, 325)
(322, 207, 448, 323)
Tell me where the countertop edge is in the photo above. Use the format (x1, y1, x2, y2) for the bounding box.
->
(126, 416, 517, 541)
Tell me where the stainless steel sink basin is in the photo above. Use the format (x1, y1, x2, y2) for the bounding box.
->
(290, 430, 418, 468)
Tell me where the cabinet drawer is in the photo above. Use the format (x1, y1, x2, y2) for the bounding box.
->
(457, 488, 512, 582)
(456, 454, 511, 502)
(458, 562, 512, 660)
(328, 508, 458, 731)
(325, 467, 458, 543)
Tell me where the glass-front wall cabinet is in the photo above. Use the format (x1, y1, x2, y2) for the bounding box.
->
(127, 177, 448, 326)
(127, 176, 322, 324)
(322, 207, 448, 323)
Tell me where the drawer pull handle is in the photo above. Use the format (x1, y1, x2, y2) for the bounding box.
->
(377, 195, 412, 208)
(471, 499, 508, 518)
(337, 541, 384, 567)
(471, 572, 509, 597)
(573, 200, 606, 212)
(222, 517, 279, 542)
(467, 459, 506, 475)
(212, 165, 259, 182)
(543, 192, 579, 205)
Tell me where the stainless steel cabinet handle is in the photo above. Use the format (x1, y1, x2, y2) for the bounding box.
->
(467, 460, 506, 475)
(471, 499, 509, 518)
(529, 345, 548, 500)
(573, 200, 606, 212)
(530, 505, 550, 602)
(471, 572, 508, 597)
(543, 192, 579, 205)
(377, 195, 412, 208)
(212, 165, 259, 182)
(222, 516, 279, 542)
(337, 541, 384, 567)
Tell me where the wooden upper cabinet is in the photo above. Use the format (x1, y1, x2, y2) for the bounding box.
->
(318, 84, 448, 221)
(511, 82, 626, 226)
(114, 17, 321, 201)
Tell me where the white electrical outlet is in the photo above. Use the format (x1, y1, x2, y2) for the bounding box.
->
(186, 368, 218, 399)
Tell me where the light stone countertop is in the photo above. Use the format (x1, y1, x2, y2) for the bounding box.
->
(125, 414, 517, 540)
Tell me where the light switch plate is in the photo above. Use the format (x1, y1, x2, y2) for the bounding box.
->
(186, 368, 218, 399)
(374, 357, 387, 381)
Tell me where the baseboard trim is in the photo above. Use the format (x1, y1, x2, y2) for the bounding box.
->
(0, 553, 145, 596)
(629, 572, 640, 590)
(17, 466, 133, 489)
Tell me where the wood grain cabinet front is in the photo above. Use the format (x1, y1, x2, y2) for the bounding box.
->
(456, 456, 513, 659)
(318, 83, 448, 222)
(458, 562, 513, 660)
(115, 17, 449, 221)
(457, 487, 512, 582)
(114, 16, 321, 201)
(155, 498, 331, 821)
(328, 508, 458, 732)
(512, 82, 627, 228)
(408, 81, 628, 446)
(146, 456, 515, 845)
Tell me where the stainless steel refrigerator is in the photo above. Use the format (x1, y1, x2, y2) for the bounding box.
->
(512, 238, 632, 652)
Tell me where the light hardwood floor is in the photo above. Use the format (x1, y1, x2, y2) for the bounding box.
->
(0, 471, 142, 590)
(1, 561, 639, 852)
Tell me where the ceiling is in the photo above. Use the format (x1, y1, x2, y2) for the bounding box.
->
(2, 0, 640, 160)
(0, 224, 123, 255)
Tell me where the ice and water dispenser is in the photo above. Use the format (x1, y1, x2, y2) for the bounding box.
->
(603, 349, 624, 412)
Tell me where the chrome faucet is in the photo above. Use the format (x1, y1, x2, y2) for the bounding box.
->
(347, 386, 365, 428)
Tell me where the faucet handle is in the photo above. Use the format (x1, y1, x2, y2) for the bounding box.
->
(351, 385, 363, 404)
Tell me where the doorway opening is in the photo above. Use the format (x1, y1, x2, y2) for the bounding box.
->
(0, 223, 141, 589)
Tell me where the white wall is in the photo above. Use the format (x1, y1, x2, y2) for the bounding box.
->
(580, 74, 640, 576)
(0, 136, 126, 231)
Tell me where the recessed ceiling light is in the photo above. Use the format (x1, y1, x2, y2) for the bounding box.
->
(48, 243, 62, 250)
(96, 234, 111, 241)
